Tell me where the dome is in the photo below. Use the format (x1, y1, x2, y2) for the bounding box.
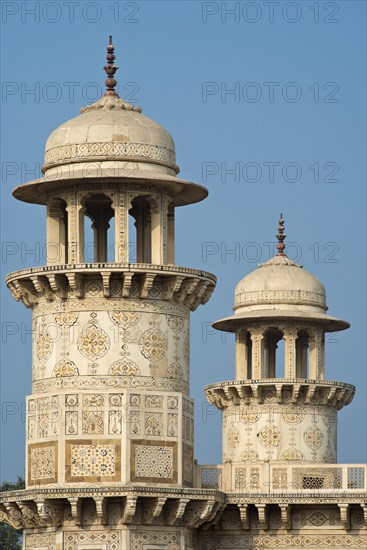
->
(213, 216, 349, 333)
(234, 254, 327, 313)
(42, 95, 179, 177)
(12, 38, 208, 207)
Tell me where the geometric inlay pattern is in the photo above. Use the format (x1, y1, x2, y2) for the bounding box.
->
(131, 530, 180, 550)
(28, 441, 58, 485)
(201, 534, 367, 549)
(25, 533, 56, 550)
(65, 439, 121, 482)
(135, 445, 173, 478)
(64, 530, 120, 550)
(131, 440, 177, 483)
(30, 446, 56, 479)
(70, 444, 115, 476)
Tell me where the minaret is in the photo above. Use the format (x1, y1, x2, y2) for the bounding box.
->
(3, 39, 216, 544)
(206, 215, 355, 491)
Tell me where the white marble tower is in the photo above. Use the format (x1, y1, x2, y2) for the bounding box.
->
(205, 215, 355, 492)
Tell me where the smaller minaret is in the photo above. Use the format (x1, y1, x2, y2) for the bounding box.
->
(205, 216, 355, 492)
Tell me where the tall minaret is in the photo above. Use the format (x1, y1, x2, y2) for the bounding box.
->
(205, 215, 355, 492)
(4, 38, 216, 539)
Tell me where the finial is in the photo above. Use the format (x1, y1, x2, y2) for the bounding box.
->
(103, 36, 119, 97)
(276, 213, 286, 256)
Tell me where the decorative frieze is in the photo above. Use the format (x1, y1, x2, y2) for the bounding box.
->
(44, 141, 177, 172)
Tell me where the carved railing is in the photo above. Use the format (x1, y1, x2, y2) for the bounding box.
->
(197, 463, 367, 494)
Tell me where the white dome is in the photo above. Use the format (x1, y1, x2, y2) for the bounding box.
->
(234, 255, 327, 314)
(213, 253, 349, 333)
(42, 95, 178, 176)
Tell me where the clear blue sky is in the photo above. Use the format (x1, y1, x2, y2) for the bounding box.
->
(1, 0, 366, 482)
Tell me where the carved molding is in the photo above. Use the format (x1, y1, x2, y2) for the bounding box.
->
(7, 265, 216, 312)
(205, 380, 355, 410)
(235, 288, 326, 309)
(43, 141, 178, 172)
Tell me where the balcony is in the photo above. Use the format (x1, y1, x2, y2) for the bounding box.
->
(197, 463, 367, 495)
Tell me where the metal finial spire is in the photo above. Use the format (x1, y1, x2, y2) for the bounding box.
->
(103, 36, 119, 97)
(276, 213, 286, 256)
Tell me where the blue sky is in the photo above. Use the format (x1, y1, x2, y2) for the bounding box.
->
(0, 0, 366, 481)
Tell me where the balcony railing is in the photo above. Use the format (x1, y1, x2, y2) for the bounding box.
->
(196, 463, 367, 493)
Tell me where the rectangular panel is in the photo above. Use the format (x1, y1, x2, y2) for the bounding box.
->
(65, 439, 121, 482)
(130, 439, 177, 483)
(27, 441, 58, 486)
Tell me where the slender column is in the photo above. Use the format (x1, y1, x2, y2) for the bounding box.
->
(309, 328, 323, 380)
(283, 326, 297, 379)
(167, 203, 175, 265)
(320, 334, 325, 380)
(161, 195, 169, 265)
(65, 193, 77, 264)
(247, 336, 252, 378)
(235, 329, 248, 380)
(150, 197, 162, 264)
(66, 193, 85, 264)
(46, 201, 67, 265)
(112, 191, 129, 263)
(250, 328, 265, 379)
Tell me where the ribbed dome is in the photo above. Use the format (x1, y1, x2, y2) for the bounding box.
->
(42, 95, 178, 176)
(234, 255, 327, 313)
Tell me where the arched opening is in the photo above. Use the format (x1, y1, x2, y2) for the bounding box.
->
(82, 194, 114, 263)
(264, 328, 284, 378)
(46, 198, 68, 265)
(295, 330, 310, 378)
